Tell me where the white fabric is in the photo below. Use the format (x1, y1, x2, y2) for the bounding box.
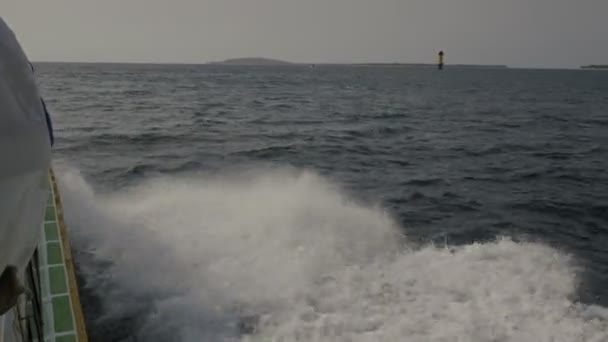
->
(0, 17, 51, 282)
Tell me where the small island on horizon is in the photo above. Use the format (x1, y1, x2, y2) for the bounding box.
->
(580, 65, 608, 70)
(208, 57, 294, 66)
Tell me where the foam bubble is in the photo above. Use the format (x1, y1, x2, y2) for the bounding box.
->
(57, 166, 608, 342)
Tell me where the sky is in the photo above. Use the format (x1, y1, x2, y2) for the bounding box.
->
(2, 0, 607, 68)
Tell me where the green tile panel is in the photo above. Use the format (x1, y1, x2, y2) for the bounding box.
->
(45, 221, 59, 241)
(38, 179, 82, 341)
(52, 295, 74, 333)
(45, 205, 56, 221)
(46, 242, 63, 265)
(55, 335, 77, 342)
(48, 266, 68, 295)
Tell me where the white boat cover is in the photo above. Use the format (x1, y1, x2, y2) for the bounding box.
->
(0, 17, 52, 312)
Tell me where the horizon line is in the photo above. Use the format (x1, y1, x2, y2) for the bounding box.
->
(29, 60, 590, 70)
(31, 60, 513, 67)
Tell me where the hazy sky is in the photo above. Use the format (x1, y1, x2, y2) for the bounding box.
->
(2, 0, 607, 68)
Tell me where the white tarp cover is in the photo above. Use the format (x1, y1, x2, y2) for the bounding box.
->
(0, 16, 51, 307)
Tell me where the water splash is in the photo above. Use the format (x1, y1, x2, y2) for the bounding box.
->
(56, 166, 608, 342)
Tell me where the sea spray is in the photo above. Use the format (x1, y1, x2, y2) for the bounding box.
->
(57, 165, 608, 342)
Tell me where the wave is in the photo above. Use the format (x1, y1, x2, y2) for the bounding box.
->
(56, 165, 608, 341)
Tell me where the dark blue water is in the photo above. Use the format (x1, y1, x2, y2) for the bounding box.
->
(37, 63, 608, 341)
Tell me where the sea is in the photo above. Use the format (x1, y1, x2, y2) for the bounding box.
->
(35, 63, 608, 342)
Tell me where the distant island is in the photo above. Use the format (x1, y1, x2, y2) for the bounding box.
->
(581, 65, 608, 70)
(208, 58, 293, 66)
(207, 57, 508, 69)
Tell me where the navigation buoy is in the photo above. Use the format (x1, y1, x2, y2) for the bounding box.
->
(438, 50, 444, 70)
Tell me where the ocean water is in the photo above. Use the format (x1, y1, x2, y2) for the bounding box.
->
(36, 63, 608, 341)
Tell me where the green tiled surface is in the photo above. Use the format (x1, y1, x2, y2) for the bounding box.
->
(42, 180, 82, 341)
(45, 221, 59, 241)
(52, 295, 74, 332)
(49, 266, 68, 294)
(45, 205, 56, 221)
(56, 335, 77, 342)
(47, 242, 63, 265)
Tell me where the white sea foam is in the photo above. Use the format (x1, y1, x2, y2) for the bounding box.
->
(57, 165, 608, 342)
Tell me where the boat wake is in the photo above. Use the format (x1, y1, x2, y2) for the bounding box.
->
(56, 165, 608, 342)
